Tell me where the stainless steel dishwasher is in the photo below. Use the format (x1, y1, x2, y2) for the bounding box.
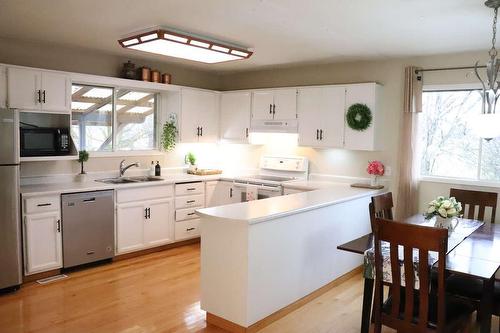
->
(61, 190, 114, 268)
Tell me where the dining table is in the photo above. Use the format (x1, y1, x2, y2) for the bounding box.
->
(337, 214, 500, 333)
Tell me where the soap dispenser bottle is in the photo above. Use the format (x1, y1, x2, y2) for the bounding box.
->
(149, 161, 155, 176)
(155, 161, 161, 176)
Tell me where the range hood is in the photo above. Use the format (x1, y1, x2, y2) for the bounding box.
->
(250, 119, 298, 133)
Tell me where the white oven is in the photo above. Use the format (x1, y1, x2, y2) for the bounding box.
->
(233, 182, 283, 202)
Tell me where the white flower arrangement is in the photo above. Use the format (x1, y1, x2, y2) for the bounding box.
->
(425, 196, 462, 219)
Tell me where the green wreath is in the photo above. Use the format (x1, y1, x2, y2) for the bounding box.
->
(346, 103, 372, 131)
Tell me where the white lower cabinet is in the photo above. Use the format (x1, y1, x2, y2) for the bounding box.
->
(175, 182, 205, 240)
(23, 210, 62, 275)
(144, 199, 174, 247)
(116, 185, 174, 255)
(205, 180, 238, 207)
(175, 219, 201, 241)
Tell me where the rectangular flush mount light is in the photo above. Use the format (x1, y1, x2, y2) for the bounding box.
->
(118, 29, 253, 64)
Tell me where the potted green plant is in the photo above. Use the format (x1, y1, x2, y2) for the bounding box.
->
(76, 150, 89, 182)
(161, 121, 177, 152)
(186, 152, 197, 172)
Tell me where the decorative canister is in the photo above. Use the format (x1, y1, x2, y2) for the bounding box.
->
(122, 60, 136, 79)
(151, 70, 160, 83)
(161, 73, 172, 84)
(140, 67, 151, 81)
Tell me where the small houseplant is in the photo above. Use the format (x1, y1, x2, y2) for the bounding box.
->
(78, 150, 89, 174)
(160, 121, 177, 152)
(186, 152, 197, 172)
(367, 160, 384, 186)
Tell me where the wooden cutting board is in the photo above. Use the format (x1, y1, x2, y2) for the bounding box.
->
(187, 169, 223, 176)
(350, 183, 384, 190)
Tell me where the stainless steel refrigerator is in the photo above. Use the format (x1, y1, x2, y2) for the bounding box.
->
(0, 108, 22, 291)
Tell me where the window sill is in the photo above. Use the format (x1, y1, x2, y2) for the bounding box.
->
(88, 150, 163, 158)
(420, 176, 500, 189)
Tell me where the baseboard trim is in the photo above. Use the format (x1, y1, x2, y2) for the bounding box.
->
(114, 238, 200, 261)
(206, 265, 363, 333)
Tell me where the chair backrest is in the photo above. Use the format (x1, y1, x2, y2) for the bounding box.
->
(369, 192, 394, 231)
(373, 218, 448, 333)
(450, 188, 498, 223)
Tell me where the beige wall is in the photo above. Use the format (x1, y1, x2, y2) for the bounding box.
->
(0, 37, 220, 89)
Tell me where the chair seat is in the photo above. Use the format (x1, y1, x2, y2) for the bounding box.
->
(383, 292, 474, 329)
(446, 274, 500, 306)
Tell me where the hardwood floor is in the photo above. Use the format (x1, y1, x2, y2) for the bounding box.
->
(0, 243, 496, 333)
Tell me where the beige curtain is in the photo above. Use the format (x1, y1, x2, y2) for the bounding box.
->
(396, 66, 423, 219)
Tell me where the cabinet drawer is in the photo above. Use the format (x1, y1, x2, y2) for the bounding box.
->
(117, 185, 173, 203)
(24, 195, 60, 214)
(175, 207, 199, 222)
(175, 182, 205, 196)
(175, 219, 200, 240)
(175, 194, 204, 209)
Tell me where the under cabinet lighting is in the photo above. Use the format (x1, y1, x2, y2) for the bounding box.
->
(119, 29, 252, 64)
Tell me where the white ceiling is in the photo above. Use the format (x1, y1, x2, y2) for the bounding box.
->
(0, 0, 493, 72)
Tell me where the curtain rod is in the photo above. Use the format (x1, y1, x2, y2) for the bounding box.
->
(415, 65, 487, 74)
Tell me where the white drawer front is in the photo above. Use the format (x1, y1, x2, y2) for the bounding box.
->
(117, 185, 173, 203)
(175, 207, 199, 222)
(175, 194, 204, 209)
(175, 182, 205, 196)
(24, 195, 60, 214)
(175, 219, 200, 240)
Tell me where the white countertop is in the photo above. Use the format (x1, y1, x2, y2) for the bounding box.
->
(282, 180, 346, 191)
(20, 173, 233, 197)
(196, 183, 383, 224)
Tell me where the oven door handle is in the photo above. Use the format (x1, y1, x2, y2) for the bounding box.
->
(233, 183, 282, 192)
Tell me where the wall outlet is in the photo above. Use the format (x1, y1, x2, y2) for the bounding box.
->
(385, 166, 392, 176)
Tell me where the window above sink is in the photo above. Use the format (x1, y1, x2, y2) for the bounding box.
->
(71, 84, 158, 153)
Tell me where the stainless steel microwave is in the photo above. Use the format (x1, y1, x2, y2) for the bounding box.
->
(20, 127, 70, 157)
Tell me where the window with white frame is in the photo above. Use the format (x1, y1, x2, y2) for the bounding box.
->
(71, 84, 157, 152)
(419, 88, 500, 182)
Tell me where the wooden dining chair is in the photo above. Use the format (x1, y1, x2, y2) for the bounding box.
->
(446, 188, 499, 325)
(449, 188, 497, 223)
(369, 192, 394, 231)
(372, 218, 474, 333)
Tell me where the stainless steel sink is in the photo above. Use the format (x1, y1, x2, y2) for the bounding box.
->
(95, 176, 163, 184)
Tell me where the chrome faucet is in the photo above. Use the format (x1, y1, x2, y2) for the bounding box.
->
(119, 159, 140, 177)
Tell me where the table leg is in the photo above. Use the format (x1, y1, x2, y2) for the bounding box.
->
(480, 277, 494, 333)
(361, 278, 374, 333)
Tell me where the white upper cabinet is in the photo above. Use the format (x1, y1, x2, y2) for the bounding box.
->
(220, 91, 251, 142)
(7, 67, 70, 113)
(273, 89, 297, 120)
(251, 89, 297, 121)
(40, 72, 71, 112)
(298, 86, 345, 148)
(181, 88, 219, 143)
(344, 83, 381, 151)
(251, 91, 274, 120)
(7, 67, 40, 110)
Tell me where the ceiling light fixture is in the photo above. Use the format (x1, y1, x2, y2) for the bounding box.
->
(118, 29, 253, 64)
(473, 0, 500, 140)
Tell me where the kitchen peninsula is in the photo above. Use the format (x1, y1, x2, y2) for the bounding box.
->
(197, 183, 382, 332)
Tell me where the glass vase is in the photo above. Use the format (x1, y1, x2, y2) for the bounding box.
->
(370, 175, 379, 187)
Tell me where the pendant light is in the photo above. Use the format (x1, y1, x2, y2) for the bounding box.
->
(472, 0, 500, 140)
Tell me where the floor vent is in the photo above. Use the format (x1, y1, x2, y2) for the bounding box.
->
(36, 274, 69, 285)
